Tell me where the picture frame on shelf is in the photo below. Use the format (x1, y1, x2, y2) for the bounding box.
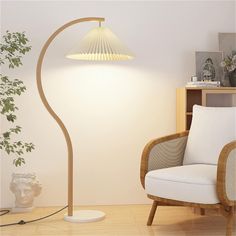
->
(195, 51, 223, 83)
(219, 33, 236, 57)
(219, 33, 236, 87)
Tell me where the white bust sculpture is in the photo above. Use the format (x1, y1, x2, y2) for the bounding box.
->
(10, 173, 42, 212)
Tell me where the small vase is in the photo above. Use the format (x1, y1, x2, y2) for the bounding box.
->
(229, 71, 236, 87)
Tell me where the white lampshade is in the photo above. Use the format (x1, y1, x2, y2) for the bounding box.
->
(66, 26, 134, 61)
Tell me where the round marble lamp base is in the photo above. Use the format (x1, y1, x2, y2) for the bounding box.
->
(64, 210, 105, 223)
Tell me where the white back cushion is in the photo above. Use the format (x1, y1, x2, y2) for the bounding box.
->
(183, 105, 236, 165)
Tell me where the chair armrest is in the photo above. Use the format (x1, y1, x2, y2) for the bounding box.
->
(217, 140, 236, 206)
(140, 131, 189, 188)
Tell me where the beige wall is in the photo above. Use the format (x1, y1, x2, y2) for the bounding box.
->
(1, 1, 235, 207)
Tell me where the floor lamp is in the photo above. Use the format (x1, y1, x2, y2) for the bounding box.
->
(36, 17, 133, 223)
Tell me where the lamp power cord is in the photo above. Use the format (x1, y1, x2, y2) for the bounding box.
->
(0, 205, 68, 227)
(0, 210, 10, 216)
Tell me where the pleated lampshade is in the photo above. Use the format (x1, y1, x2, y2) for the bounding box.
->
(66, 26, 134, 61)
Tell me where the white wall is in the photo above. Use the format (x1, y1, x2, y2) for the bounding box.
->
(0, 1, 235, 208)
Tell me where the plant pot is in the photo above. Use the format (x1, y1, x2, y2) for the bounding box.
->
(229, 71, 236, 87)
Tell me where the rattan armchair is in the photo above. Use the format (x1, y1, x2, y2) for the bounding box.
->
(140, 105, 236, 236)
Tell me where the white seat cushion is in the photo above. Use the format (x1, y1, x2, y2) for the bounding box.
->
(145, 164, 219, 204)
(184, 105, 236, 165)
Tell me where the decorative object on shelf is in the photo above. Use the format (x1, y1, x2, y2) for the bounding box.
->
(195, 51, 223, 83)
(228, 71, 236, 87)
(219, 33, 236, 87)
(36, 17, 133, 223)
(221, 53, 236, 87)
(186, 80, 220, 88)
(190, 75, 198, 82)
(0, 31, 35, 166)
(10, 173, 42, 213)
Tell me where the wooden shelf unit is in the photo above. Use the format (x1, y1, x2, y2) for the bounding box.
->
(176, 87, 236, 132)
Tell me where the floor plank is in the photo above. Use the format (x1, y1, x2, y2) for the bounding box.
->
(0, 205, 235, 236)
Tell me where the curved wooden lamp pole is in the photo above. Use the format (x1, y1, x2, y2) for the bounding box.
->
(36, 17, 105, 216)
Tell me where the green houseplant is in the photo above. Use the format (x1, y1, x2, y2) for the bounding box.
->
(0, 31, 35, 166)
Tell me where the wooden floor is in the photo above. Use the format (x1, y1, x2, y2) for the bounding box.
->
(0, 205, 235, 236)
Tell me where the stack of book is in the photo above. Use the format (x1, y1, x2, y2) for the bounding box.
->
(186, 81, 220, 88)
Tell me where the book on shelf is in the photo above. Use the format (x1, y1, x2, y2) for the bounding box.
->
(186, 81, 220, 88)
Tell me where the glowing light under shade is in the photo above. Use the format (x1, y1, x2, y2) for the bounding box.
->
(66, 26, 134, 61)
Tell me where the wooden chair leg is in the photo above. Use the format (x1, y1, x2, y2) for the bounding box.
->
(226, 207, 234, 236)
(147, 201, 158, 226)
(200, 208, 205, 216)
